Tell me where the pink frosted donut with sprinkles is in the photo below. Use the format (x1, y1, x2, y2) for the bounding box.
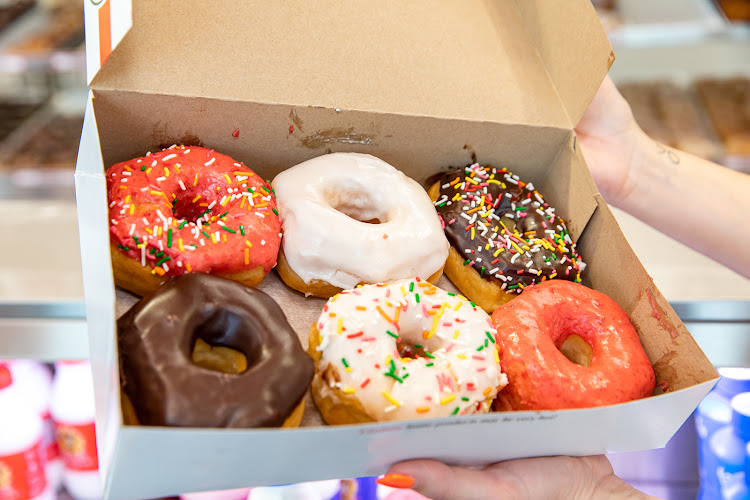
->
(106, 145, 281, 296)
(307, 278, 508, 424)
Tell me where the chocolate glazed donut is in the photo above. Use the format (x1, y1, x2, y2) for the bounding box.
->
(117, 273, 313, 428)
(429, 163, 586, 313)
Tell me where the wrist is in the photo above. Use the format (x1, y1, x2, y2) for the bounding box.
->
(613, 127, 655, 211)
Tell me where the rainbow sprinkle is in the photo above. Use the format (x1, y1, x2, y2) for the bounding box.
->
(434, 163, 585, 293)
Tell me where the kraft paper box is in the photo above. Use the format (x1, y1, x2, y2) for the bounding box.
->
(74, 1, 718, 498)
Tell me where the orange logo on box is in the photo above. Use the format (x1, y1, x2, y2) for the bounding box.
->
(99, 0, 111, 67)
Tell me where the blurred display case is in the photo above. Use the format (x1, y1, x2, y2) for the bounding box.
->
(602, 0, 750, 173)
(0, 2, 746, 500)
(0, 89, 85, 170)
(0, 0, 85, 364)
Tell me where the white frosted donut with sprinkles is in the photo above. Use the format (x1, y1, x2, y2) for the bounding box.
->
(272, 153, 449, 298)
(307, 278, 508, 424)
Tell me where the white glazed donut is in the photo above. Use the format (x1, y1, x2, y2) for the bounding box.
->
(308, 279, 508, 424)
(272, 153, 449, 297)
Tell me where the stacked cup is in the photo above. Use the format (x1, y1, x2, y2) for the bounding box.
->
(697, 368, 750, 499)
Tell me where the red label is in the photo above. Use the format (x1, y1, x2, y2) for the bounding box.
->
(56, 422, 98, 472)
(0, 440, 47, 500)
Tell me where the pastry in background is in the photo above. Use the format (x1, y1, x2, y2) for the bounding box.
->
(0, 101, 42, 144)
(0, 114, 83, 169)
(618, 82, 674, 146)
(715, 0, 750, 22)
(618, 81, 722, 161)
(8, 1, 84, 52)
(591, 0, 622, 34)
(0, 0, 35, 35)
(694, 77, 750, 157)
(656, 82, 723, 160)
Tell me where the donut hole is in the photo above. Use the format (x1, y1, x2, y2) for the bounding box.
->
(396, 340, 431, 360)
(172, 191, 210, 223)
(324, 186, 386, 224)
(192, 339, 248, 375)
(499, 216, 517, 232)
(190, 308, 262, 374)
(558, 334, 593, 367)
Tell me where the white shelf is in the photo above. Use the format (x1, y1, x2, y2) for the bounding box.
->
(602, 0, 750, 51)
(0, 195, 87, 361)
(0, 316, 87, 361)
(610, 38, 750, 85)
(608, 0, 730, 49)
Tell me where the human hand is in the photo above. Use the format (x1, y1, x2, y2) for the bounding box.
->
(380, 455, 658, 500)
(575, 75, 646, 207)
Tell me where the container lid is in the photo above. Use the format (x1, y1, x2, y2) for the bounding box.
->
(716, 367, 750, 398)
(731, 392, 750, 441)
(87, 0, 612, 129)
(0, 364, 11, 390)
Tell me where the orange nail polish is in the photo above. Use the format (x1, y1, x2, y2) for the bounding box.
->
(377, 473, 415, 489)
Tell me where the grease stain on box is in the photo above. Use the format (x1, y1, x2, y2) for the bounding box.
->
(299, 127, 375, 149)
(652, 350, 679, 394)
(289, 108, 304, 133)
(646, 287, 680, 340)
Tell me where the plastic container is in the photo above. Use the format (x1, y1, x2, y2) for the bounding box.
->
(8, 360, 61, 493)
(703, 392, 750, 500)
(248, 480, 343, 500)
(697, 368, 750, 499)
(0, 362, 53, 500)
(50, 361, 101, 500)
(180, 488, 251, 500)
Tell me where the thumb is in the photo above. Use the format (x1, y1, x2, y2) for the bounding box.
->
(384, 459, 505, 500)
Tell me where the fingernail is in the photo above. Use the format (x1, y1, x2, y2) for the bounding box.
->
(377, 473, 415, 489)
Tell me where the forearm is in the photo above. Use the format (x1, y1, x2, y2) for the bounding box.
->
(616, 129, 750, 280)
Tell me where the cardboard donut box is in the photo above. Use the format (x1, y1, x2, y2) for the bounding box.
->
(75, 1, 719, 498)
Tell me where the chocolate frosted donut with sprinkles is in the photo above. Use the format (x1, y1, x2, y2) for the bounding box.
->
(428, 163, 585, 313)
(107, 145, 281, 296)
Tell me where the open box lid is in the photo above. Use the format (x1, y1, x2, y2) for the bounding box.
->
(85, 0, 613, 130)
